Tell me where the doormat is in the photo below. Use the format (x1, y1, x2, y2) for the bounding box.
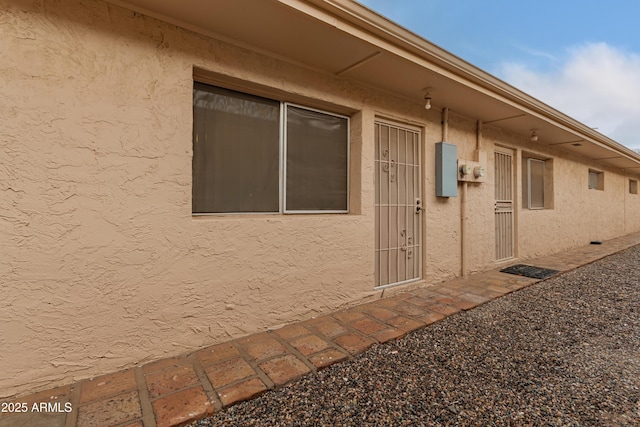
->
(500, 264, 559, 279)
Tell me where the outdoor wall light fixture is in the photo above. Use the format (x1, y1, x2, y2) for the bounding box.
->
(424, 93, 432, 110)
(423, 87, 433, 110)
(530, 129, 539, 142)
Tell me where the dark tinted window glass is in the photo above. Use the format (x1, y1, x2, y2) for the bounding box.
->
(192, 83, 279, 213)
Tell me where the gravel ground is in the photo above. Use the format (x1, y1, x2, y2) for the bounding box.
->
(191, 245, 640, 426)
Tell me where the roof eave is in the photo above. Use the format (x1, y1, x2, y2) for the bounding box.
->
(300, 0, 640, 165)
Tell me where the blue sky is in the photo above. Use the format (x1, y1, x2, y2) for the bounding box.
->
(359, 0, 640, 151)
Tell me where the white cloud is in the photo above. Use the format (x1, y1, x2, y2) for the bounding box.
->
(499, 43, 640, 151)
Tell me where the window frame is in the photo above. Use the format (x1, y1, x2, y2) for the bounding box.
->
(526, 158, 545, 210)
(630, 179, 638, 195)
(282, 102, 350, 214)
(588, 169, 604, 191)
(192, 82, 350, 216)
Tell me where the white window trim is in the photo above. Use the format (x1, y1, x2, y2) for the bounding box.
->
(279, 105, 285, 213)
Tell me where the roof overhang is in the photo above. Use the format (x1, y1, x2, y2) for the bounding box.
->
(105, 0, 640, 174)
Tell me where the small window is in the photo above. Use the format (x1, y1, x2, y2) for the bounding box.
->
(527, 159, 545, 209)
(522, 155, 553, 209)
(192, 82, 349, 214)
(630, 179, 638, 195)
(588, 169, 604, 190)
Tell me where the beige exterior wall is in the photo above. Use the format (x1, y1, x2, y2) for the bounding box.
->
(2, 0, 639, 397)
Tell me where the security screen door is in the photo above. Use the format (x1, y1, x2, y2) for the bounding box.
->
(375, 120, 422, 288)
(494, 147, 515, 260)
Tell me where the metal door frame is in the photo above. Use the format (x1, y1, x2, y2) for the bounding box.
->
(494, 146, 515, 261)
(374, 118, 423, 289)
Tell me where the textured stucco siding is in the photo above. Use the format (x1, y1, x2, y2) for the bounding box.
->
(0, 0, 391, 396)
(514, 138, 632, 258)
(1, 0, 639, 397)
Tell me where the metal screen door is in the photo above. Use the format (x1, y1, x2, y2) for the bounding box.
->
(375, 120, 422, 288)
(494, 147, 514, 260)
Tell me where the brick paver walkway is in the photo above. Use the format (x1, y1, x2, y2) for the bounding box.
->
(2, 232, 640, 427)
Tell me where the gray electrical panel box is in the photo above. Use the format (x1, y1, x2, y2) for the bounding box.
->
(436, 142, 458, 197)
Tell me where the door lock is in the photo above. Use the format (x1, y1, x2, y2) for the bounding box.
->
(415, 198, 423, 214)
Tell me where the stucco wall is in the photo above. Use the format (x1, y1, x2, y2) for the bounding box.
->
(510, 134, 631, 257)
(2, 0, 639, 397)
(0, 0, 374, 396)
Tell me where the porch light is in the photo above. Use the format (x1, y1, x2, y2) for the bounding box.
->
(530, 129, 539, 142)
(424, 93, 432, 110)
